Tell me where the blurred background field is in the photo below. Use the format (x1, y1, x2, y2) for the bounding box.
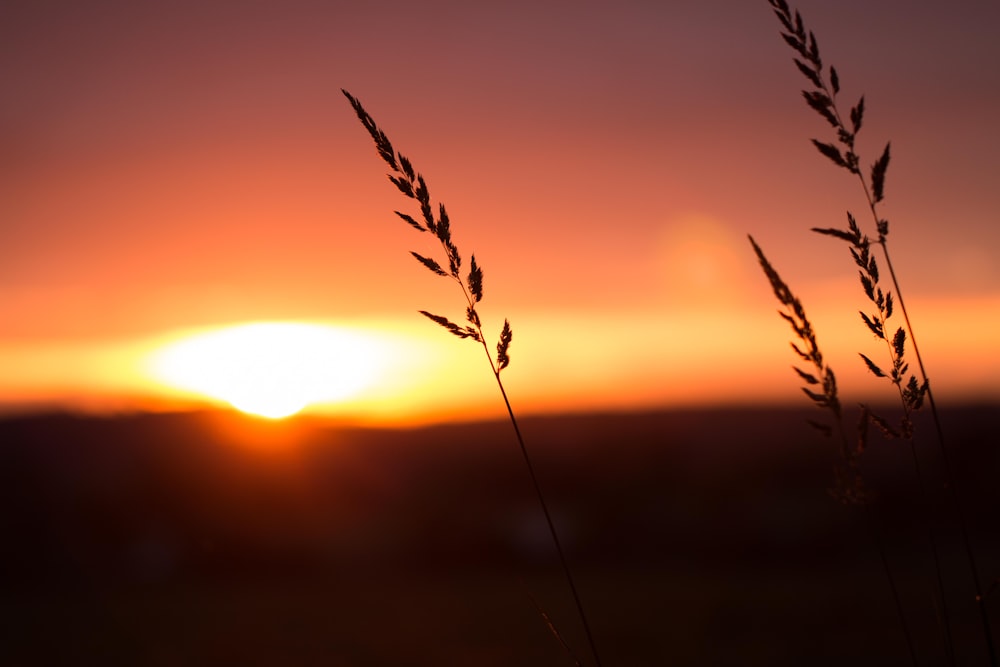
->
(1, 406, 997, 665)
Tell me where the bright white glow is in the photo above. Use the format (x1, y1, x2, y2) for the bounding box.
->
(149, 322, 387, 418)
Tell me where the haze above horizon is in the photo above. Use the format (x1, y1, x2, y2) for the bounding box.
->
(2, 1, 999, 423)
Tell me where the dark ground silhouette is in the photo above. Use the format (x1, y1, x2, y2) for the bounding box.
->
(0, 406, 997, 665)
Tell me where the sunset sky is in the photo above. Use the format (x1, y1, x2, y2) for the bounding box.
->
(2, 0, 999, 424)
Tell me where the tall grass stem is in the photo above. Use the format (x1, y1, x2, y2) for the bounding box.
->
(343, 89, 601, 667)
(863, 502, 919, 667)
(765, 2, 997, 660)
(486, 351, 603, 667)
(749, 235, 918, 663)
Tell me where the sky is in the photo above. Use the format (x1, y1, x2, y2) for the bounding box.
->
(2, 0, 999, 424)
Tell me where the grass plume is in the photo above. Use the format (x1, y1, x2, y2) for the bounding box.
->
(766, 1, 997, 663)
(342, 89, 602, 667)
(749, 235, 917, 664)
(767, 0, 939, 435)
(748, 236, 861, 502)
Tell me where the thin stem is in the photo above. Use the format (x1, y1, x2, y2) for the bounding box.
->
(523, 581, 584, 667)
(863, 501, 919, 667)
(446, 232, 602, 666)
(865, 248, 956, 663)
(830, 414, 918, 666)
(860, 181, 998, 667)
(906, 439, 957, 666)
(477, 338, 603, 667)
(446, 184, 601, 667)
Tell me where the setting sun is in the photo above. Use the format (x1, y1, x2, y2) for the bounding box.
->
(149, 322, 387, 419)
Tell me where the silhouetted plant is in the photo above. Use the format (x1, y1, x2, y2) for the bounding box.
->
(812, 211, 957, 661)
(765, 1, 996, 664)
(749, 235, 918, 664)
(342, 89, 601, 667)
(748, 236, 863, 503)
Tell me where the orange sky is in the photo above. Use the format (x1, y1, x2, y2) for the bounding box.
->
(2, 1, 999, 424)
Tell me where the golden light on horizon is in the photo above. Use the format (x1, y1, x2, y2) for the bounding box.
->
(0, 292, 995, 424)
(149, 322, 389, 419)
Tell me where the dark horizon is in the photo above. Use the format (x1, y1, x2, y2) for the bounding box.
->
(2, 405, 997, 664)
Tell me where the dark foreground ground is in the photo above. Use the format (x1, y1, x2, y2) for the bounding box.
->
(0, 405, 997, 666)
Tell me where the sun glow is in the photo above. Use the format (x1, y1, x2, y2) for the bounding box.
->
(149, 322, 388, 419)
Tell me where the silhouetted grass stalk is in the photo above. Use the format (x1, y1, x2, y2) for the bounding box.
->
(766, 1, 996, 663)
(820, 215, 957, 662)
(749, 236, 918, 664)
(525, 582, 584, 667)
(342, 89, 602, 667)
